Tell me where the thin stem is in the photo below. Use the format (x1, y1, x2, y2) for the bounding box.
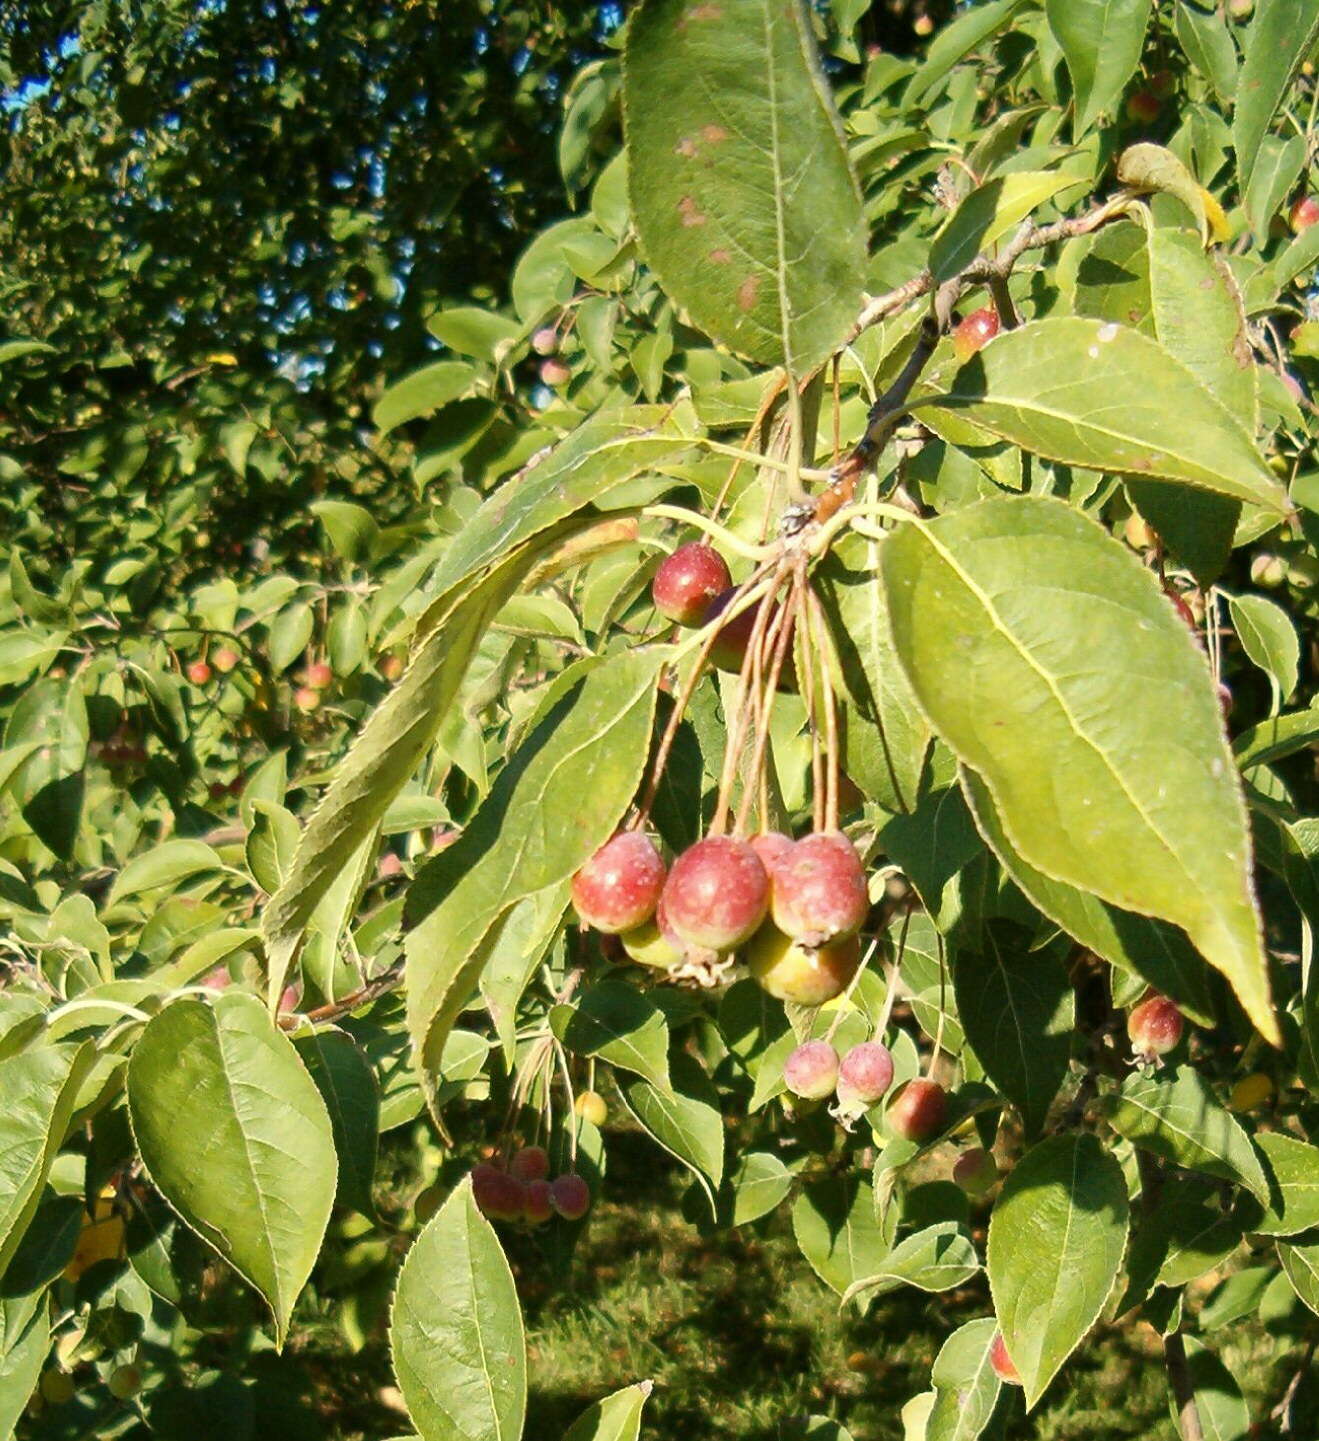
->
(806, 587, 841, 831)
(734, 562, 801, 836)
(1164, 1333, 1206, 1441)
(926, 929, 948, 1080)
(823, 929, 884, 1044)
(795, 578, 825, 833)
(641, 504, 778, 561)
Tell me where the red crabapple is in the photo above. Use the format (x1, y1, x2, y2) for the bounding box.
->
(989, 1331, 1021, 1386)
(662, 836, 769, 950)
(953, 1148, 999, 1197)
(549, 1173, 591, 1221)
(294, 686, 321, 713)
(783, 1040, 840, 1100)
(186, 660, 213, 686)
(747, 927, 861, 1006)
(472, 1165, 526, 1222)
(306, 662, 334, 689)
(652, 544, 733, 627)
(836, 1041, 894, 1108)
(212, 647, 240, 673)
(886, 1078, 948, 1142)
(572, 832, 666, 934)
(523, 1179, 554, 1225)
(1291, 196, 1319, 233)
(769, 831, 868, 947)
(540, 358, 571, 388)
(1127, 993, 1183, 1061)
(509, 1145, 550, 1183)
(703, 588, 796, 686)
(750, 830, 795, 875)
(952, 306, 999, 363)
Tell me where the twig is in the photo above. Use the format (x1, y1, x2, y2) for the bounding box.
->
(277, 957, 404, 1031)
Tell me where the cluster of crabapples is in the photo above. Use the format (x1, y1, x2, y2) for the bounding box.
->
(468, 1145, 591, 1227)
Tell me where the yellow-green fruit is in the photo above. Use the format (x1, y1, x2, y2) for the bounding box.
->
(40, 1371, 76, 1405)
(1229, 1072, 1274, 1111)
(621, 917, 684, 970)
(746, 925, 860, 1006)
(1285, 553, 1319, 587)
(575, 1090, 608, 1126)
(1124, 512, 1156, 550)
(108, 1365, 142, 1401)
(1251, 553, 1287, 588)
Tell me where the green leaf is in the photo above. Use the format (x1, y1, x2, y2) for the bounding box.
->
(264, 541, 554, 1012)
(919, 319, 1286, 511)
(0, 1294, 48, 1439)
(1115, 145, 1210, 243)
(1252, 1132, 1319, 1236)
(618, 1053, 724, 1213)
(842, 1222, 981, 1306)
(1277, 1238, 1319, 1316)
(728, 1151, 793, 1226)
(311, 500, 379, 565)
(108, 839, 225, 905)
(792, 1175, 894, 1302)
(880, 781, 984, 923)
(1183, 1337, 1251, 1441)
(931, 172, 1086, 283)
(623, 0, 865, 373)
(927, 1317, 1002, 1441)
(1244, 133, 1307, 245)
(126, 993, 337, 1346)
(960, 768, 1218, 1024)
(1119, 1183, 1244, 1310)
(0, 1043, 93, 1275)
(390, 1178, 526, 1441)
(1103, 1067, 1270, 1200)
(562, 1382, 654, 1441)
(987, 1135, 1129, 1409)
(0, 338, 54, 365)
(905, 0, 1032, 106)
(1174, 2, 1239, 102)
(1228, 592, 1299, 702)
(246, 802, 300, 895)
(373, 360, 476, 433)
(406, 649, 663, 1097)
(881, 496, 1276, 1043)
(1233, 0, 1319, 201)
(951, 926, 1074, 1137)
(294, 1028, 380, 1220)
(550, 982, 671, 1093)
(0, 1192, 82, 1297)
(426, 307, 522, 363)
(1047, 0, 1152, 136)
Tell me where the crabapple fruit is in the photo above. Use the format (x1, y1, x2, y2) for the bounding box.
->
(379, 652, 405, 681)
(886, 1078, 948, 1142)
(540, 357, 571, 388)
(652, 543, 733, 627)
(523, 1179, 554, 1225)
(621, 899, 686, 969)
(471, 1164, 526, 1223)
(989, 1331, 1021, 1386)
(307, 661, 333, 689)
(769, 830, 868, 947)
(836, 1041, 894, 1108)
(1229, 1072, 1274, 1111)
(212, 647, 240, 673)
(783, 1040, 840, 1100)
(549, 1173, 591, 1220)
(40, 1371, 75, 1405)
(703, 588, 796, 686)
(1291, 195, 1319, 233)
(531, 326, 559, 356)
(1126, 89, 1161, 124)
(952, 306, 999, 363)
(186, 660, 212, 686)
(575, 1090, 608, 1126)
(572, 831, 666, 935)
(107, 1365, 142, 1400)
(952, 1147, 999, 1197)
(750, 830, 794, 875)
(662, 836, 769, 950)
(1127, 992, 1183, 1061)
(509, 1145, 550, 1183)
(1251, 553, 1286, 588)
(747, 927, 861, 1006)
(294, 686, 321, 713)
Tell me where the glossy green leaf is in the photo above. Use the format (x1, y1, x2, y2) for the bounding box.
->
(792, 1175, 894, 1302)
(619, 1053, 724, 1213)
(1253, 1132, 1319, 1236)
(1183, 1337, 1250, 1441)
(951, 926, 1074, 1136)
(842, 1222, 981, 1306)
(927, 1317, 1002, 1441)
(550, 981, 671, 1093)
(390, 1178, 526, 1441)
(0, 1043, 93, 1276)
(987, 1134, 1129, 1409)
(1047, 0, 1152, 136)
(1277, 1238, 1319, 1316)
(294, 1028, 380, 1219)
(406, 649, 663, 1097)
(1228, 592, 1299, 702)
(126, 992, 337, 1346)
(920, 319, 1286, 511)
(1103, 1067, 1270, 1201)
(960, 767, 1218, 1023)
(562, 1381, 653, 1441)
(373, 359, 476, 433)
(931, 172, 1086, 282)
(623, 0, 865, 373)
(1233, 0, 1319, 200)
(882, 496, 1276, 1043)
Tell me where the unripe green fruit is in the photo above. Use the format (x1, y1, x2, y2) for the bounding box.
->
(575, 1090, 608, 1126)
(415, 1184, 443, 1224)
(952, 1147, 999, 1197)
(1251, 553, 1287, 588)
(108, 1365, 142, 1400)
(1229, 1072, 1274, 1111)
(40, 1370, 76, 1405)
(747, 926, 860, 1006)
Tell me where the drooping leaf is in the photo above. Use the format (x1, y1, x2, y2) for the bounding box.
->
(373, 360, 476, 433)
(618, 1053, 724, 1214)
(126, 993, 337, 1346)
(842, 1222, 981, 1306)
(406, 650, 664, 1101)
(1103, 1067, 1270, 1201)
(792, 1175, 894, 1302)
(1183, 1337, 1251, 1441)
(881, 496, 1276, 1043)
(927, 1317, 1002, 1441)
(390, 1178, 526, 1441)
(1047, 0, 1153, 136)
(562, 1382, 654, 1441)
(1115, 145, 1210, 243)
(294, 1028, 380, 1220)
(919, 319, 1286, 510)
(1250, 1132, 1319, 1236)
(1233, 0, 1319, 201)
(986, 1134, 1129, 1408)
(623, 0, 866, 373)
(550, 981, 672, 1093)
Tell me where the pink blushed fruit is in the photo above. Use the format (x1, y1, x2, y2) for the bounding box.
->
(540, 357, 571, 388)
(953, 1147, 999, 1197)
(531, 326, 559, 356)
(1128, 993, 1183, 1061)
(836, 1041, 894, 1108)
(783, 1040, 840, 1100)
(652, 543, 733, 627)
(989, 1331, 1021, 1386)
(509, 1145, 550, 1183)
(750, 831, 795, 875)
(549, 1173, 591, 1221)
(1125, 89, 1161, 124)
(186, 660, 213, 686)
(523, 1179, 554, 1225)
(212, 647, 240, 673)
(662, 836, 769, 950)
(471, 1165, 526, 1223)
(769, 831, 868, 947)
(294, 686, 321, 713)
(886, 1078, 948, 1142)
(572, 832, 666, 935)
(952, 306, 999, 363)
(306, 661, 333, 690)
(1291, 195, 1319, 233)
(747, 927, 861, 1007)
